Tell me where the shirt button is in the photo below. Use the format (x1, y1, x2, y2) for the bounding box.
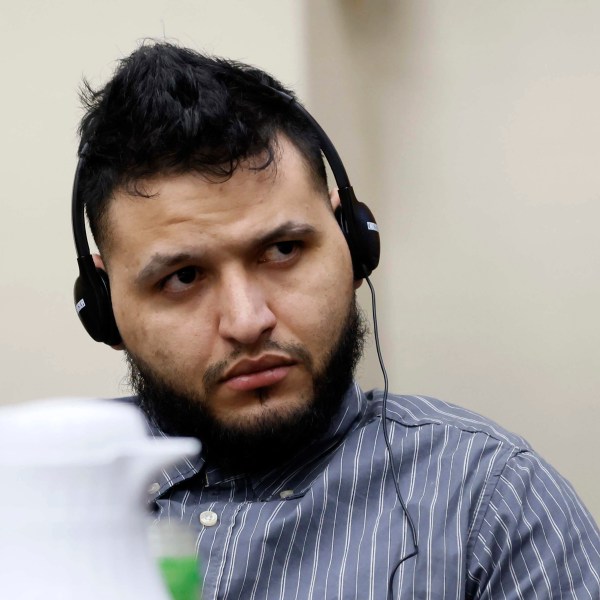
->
(148, 482, 161, 494)
(199, 510, 218, 527)
(279, 490, 294, 499)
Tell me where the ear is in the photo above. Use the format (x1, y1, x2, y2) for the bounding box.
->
(329, 188, 341, 212)
(91, 253, 125, 351)
(92, 253, 106, 271)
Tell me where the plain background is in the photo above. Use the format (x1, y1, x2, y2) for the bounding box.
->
(1, 1, 598, 520)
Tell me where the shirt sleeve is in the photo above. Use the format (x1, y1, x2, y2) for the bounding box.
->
(466, 449, 600, 599)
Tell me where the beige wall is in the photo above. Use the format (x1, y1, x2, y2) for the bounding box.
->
(1, 0, 598, 520)
(306, 0, 600, 519)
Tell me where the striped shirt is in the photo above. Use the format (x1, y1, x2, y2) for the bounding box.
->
(146, 383, 600, 599)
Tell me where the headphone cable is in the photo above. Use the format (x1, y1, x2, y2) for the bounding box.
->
(365, 276, 419, 566)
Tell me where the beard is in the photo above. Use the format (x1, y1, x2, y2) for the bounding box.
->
(126, 297, 367, 474)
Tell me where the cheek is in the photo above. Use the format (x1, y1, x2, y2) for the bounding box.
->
(112, 296, 151, 349)
(113, 296, 213, 376)
(275, 254, 354, 359)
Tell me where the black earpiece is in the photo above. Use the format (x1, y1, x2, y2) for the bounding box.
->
(72, 146, 122, 346)
(72, 92, 380, 344)
(335, 187, 380, 280)
(74, 255, 121, 346)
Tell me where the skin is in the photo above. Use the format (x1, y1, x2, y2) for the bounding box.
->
(97, 137, 359, 432)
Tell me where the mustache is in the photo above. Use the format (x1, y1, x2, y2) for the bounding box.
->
(201, 340, 314, 391)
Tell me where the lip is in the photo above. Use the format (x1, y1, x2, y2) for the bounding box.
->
(221, 355, 297, 392)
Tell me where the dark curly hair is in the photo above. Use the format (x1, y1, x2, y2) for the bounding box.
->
(77, 42, 328, 251)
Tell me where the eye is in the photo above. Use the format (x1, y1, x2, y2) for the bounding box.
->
(161, 266, 201, 293)
(260, 241, 300, 264)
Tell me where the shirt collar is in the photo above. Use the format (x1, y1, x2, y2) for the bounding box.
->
(143, 381, 367, 500)
(249, 381, 367, 499)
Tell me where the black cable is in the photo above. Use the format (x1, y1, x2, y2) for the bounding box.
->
(365, 276, 419, 568)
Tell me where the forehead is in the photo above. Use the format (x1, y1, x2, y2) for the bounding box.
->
(102, 138, 330, 261)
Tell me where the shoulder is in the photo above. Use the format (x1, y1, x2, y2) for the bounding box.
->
(359, 390, 600, 590)
(360, 390, 536, 517)
(363, 388, 531, 451)
(358, 389, 535, 519)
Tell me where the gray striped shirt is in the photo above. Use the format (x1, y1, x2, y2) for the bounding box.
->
(148, 383, 600, 599)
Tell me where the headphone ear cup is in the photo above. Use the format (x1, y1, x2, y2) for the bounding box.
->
(350, 200, 380, 278)
(74, 260, 121, 346)
(336, 189, 380, 279)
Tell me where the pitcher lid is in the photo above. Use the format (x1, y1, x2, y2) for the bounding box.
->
(0, 397, 200, 464)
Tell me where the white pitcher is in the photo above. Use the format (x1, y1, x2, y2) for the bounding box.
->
(0, 398, 200, 599)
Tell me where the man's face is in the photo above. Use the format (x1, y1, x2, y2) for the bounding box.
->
(103, 138, 361, 469)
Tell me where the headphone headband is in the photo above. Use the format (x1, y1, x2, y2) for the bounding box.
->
(267, 88, 351, 188)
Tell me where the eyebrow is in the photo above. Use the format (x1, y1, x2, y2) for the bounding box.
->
(135, 220, 317, 285)
(254, 221, 317, 247)
(135, 251, 201, 285)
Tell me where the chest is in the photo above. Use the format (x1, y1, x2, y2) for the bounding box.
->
(157, 468, 470, 600)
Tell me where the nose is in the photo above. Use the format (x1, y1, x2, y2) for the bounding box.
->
(217, 269, 277, 346)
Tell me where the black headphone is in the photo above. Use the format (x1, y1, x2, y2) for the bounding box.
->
(72, 90, 380, 345)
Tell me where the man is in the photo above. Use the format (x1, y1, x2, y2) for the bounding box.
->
(73, 42, 600, 598)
